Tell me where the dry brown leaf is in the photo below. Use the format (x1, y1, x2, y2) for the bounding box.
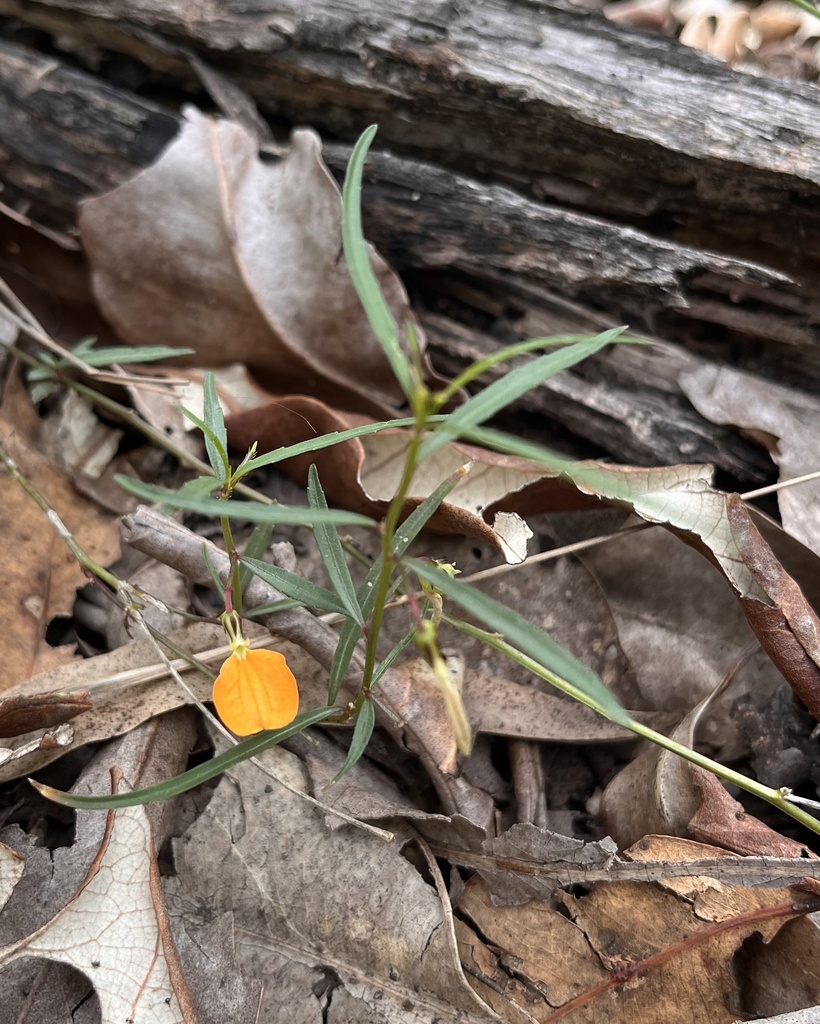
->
(163, 744, 498, 1024)
(79, 109, 427, 417)
(680, 364, 820, 555)
(457, 876, 603, 1021)
(230, 398, 820, 717)
(0, 376, 121, 689)
(0, 690, 92, 739)
(455, 860, 813, 1024)
(600, 666, 816, 857)
(577, 526, 782, 757)
(0, 778, 198, 1023)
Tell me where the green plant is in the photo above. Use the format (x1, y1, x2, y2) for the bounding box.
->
(27, 127, 820, 839)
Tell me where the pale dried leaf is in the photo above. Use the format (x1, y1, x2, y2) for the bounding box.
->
(0, 795, 198, 1023)
(0, 843, 24, 912)
(600, 667, 816, 857)
(80, 109, 424, 416)
(680, 363, 820, 555)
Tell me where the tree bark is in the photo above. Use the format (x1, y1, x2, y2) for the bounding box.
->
(1, 5, 814, 479)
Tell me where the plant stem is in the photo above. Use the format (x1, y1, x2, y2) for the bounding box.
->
(355, 424, 426, 710)
(445, 616, 820, 837)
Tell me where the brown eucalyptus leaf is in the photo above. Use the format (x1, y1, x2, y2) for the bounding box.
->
(0, 691, 91, 739)
(79, 109, 425, 417)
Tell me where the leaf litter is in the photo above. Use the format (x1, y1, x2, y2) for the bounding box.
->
(2, 106, 820, 1024)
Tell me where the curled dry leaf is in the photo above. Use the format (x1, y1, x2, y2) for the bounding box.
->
(230, 397, 820, 717)
(79, 108, 428, 417)
(680, 363, 820, 555)
(228, 395, 539, 563)
(600, 671, 817, 857)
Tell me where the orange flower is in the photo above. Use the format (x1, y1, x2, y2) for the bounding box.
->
(212, 623, 299, 735)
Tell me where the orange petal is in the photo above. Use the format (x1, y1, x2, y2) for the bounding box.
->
(212, 649, 299, 736)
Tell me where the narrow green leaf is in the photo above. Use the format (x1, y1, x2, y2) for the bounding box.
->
(27, 343, 194, 380)
(308, 466, 363, 625)
(409, 559, 631, 726)
(242, 556, 349, 615)
(238, 523, 275, 597)
(420, 329, 625, 460)
(175, 475, 223, 500)
(115, 476, 376, 528)
(332, 699, 376, 783)
(32, 706, 340, 809)
(371, 625, 417, 689)
(341, 125, 413, 400)
(328, 618, 363, 704)
(462, 425, 574, 475)
(202, 371, 230, 480)
(438, 331, 642, 404)
(241, 415, 447, 474)
(179, 405, 230, 482)
(246, 598, 303, 617)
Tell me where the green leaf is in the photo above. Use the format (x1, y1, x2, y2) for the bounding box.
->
(437, 330, 639, 404)
(179, 405, 230, 482)
(462, 425, 574, 474)
(242, 556, 349, 615)
(115, 476, 377, 528)
(328, 618, 364, 704)
(202, 371, 230, 480)
(307, 466, 363, 625)
(32, 705, 340, 808)
(371, 625, 416, 689)
(409, 559, 631, 726)
(246, 598, 304, 617)
(240, 415, 446, 474)
(332, 698, 376, 783)
(176, 475, 223, 500)
(420, 328, 625, 460)
(341, 125, 413, 400)
(237, 523, 275, 597)
(26, 342, 194, 380)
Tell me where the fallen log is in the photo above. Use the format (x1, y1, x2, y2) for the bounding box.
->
(0, 35, 796, 479)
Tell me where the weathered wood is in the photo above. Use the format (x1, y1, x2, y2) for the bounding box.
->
(1, 0, 819, 274)
(0, 39, 778, 477)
